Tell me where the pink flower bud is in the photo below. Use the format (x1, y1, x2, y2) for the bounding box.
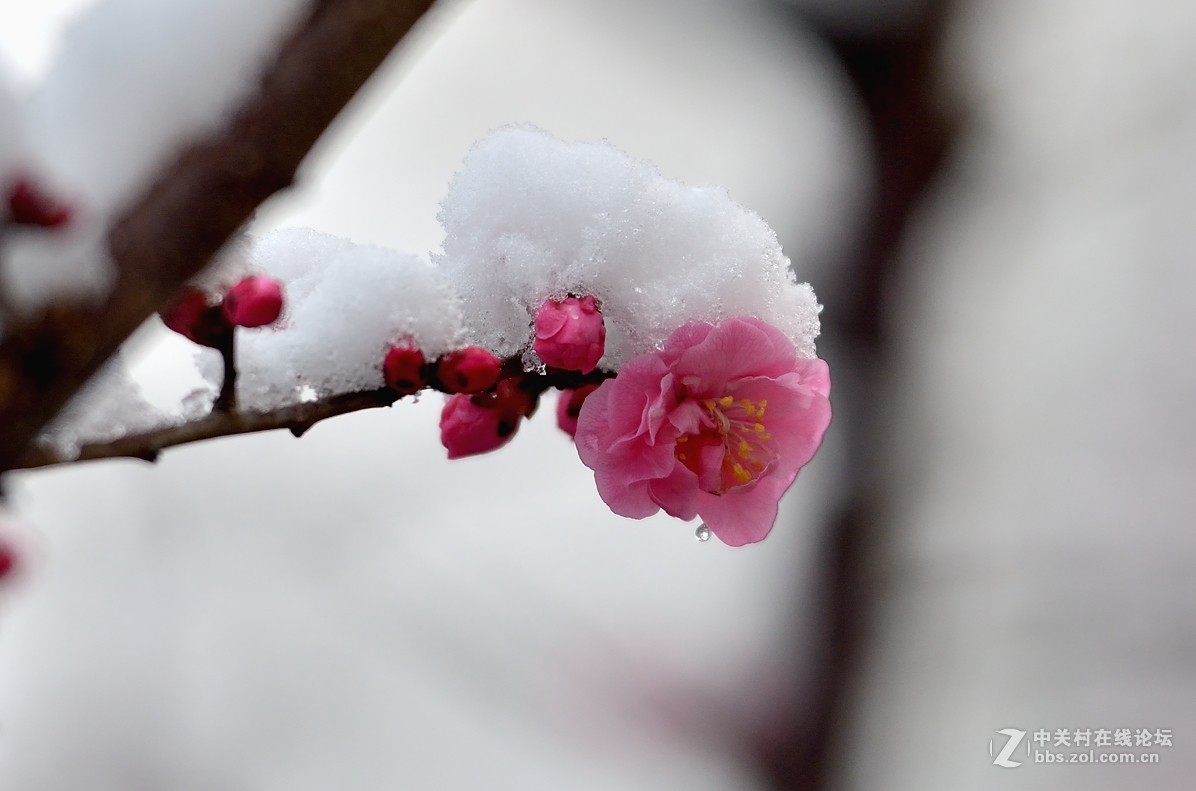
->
(494, 376, 539, 422)
(436, 347, 502, 394)
(555, 383, 600, 437)
(533, 295, 605, 373)
(383, 345, 427, 394)
(439, 377, 539, 459)
(223, 275, 284, 328)
(7, 178, 71, 228)
(159, 287, 231, 348)
(439, 394, 519, 459)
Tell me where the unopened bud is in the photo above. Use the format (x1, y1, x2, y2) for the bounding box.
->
(223, 275, 284, 328)
(555, 383, 601, 437)
(436, 347, 502, 394)
(438, 376, 541, 459)
(7, 178, 72, 228)
(383, 345, 427, 394)
(494, 376, 539, 423)
(159, 287, 230, 348)
(439, 393, 518, 459)
(533, 295, 605, 373)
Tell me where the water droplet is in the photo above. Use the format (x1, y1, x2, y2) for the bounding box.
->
(695, 524, 711, 542)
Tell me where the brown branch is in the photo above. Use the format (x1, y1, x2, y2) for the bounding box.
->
(0, 0, 438, 474)
(14, 363, 614, 471)
(753, 3, 957, 790)
(15, 386, 404, 470)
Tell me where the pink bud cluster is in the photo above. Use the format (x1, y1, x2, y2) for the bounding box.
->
(377, 296, 610, 460)
(381, 344, 503, 397)
(159, 275, 285, 347)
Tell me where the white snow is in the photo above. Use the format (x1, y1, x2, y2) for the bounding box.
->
(235, 228, 463, 411)
(0, 0, 310, 314)
(36, 351, 175, 461)
(436, 126, 823, 369)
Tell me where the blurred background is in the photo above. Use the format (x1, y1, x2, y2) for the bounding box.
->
(1, 0, 1194, 788)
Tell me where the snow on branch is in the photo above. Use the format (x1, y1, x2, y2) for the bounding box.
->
(12, 125, 834, 546)
(0, 0, 437, 473)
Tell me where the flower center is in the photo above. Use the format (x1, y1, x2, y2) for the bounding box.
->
(674, 394, 778, 493)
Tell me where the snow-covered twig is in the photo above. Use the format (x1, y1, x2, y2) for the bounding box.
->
(15, 362, 612, 470)
(0, 0, 436, 474)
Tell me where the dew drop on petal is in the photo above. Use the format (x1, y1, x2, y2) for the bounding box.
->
(695, 523, 711, 542)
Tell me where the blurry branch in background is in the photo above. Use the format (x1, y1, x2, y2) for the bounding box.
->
(0, 0, 437, 475)
(755, 2, 957, 790)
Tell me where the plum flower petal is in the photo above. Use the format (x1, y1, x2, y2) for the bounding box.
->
(575, 316, 831, 546)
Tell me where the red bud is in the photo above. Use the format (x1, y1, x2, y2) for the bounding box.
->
(436, 347, 502, 394)
(223, 275, 284, 328)
(383, 345, 427, 394)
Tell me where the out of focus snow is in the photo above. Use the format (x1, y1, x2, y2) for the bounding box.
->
(0, 0, 309, 313)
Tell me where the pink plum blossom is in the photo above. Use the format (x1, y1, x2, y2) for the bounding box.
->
(574, 316, 831, 546)
(533, 295, 606, 373)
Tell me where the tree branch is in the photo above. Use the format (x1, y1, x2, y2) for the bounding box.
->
(0, 0, 438, 474)
(16, 386, 404, 469)
(14, 363, 613, 471)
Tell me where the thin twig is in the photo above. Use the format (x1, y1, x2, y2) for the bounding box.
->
(14, 364, 613, 471)
(16, 387, 403, 469)
(213, 330, 237, 413)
